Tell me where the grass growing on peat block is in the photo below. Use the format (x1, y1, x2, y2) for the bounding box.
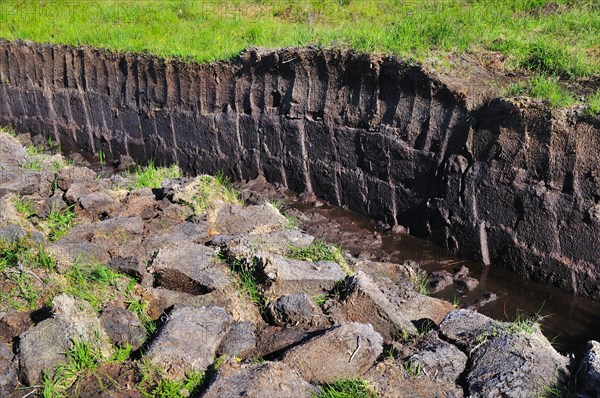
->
(188, 173, 241, 215)
(127, 160, 181, 190)
(42, 340, 104, 398)
(219, 251, 269, 313)
(45, 205, 76, 242)
(287, 240, 352, 275)
(138, 358, 205, 398)
(314, 379, 378, 398)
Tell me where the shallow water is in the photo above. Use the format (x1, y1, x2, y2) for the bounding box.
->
(281, 194, 600, 355)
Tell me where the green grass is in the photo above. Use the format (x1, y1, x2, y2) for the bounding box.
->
(22, 143, 44, 170)
(313, 278, 348, 310)
(403, 360, 423, 377)
(143, 373, 204, 398)
(0, 2, 597, 109)
(51, 157, 74, 172)
(508, 74, 577, 107)
(0, 126, 18, 138)
(127, 160, 181, 189)
(126, 296, 157, 335)
(0, 237, 55, 272)
(63, 261, 128, 312)
(451, 295, 462, 308)
(542, 383, 577, 398)
(220, 252, 268, 312)
(46, 205, 75, 242)
(287, 240, 352, 275)
(185, 173, 241, 215)
(314, 379, 378, 398)
(110, 343, 133, 363)
(0, 237, 57, 310)
(23, 158, 43, 171)
(13, 196, 35, 219)
(268, 199, 299, 229)
(42, 341, 204, 398)
(505, 39, 591, 78)
(502, 312, 542, 334)
(0, 0, 598, 80)
(42, 339, 103, 398)
(470, 311, 543, 350)
(413, 271, 429, 295)
(138, 359, 205, 398)
(587, 89, 600, 115)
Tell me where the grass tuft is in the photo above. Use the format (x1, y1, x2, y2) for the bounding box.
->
(1, 126, 18, 137)
(268, 199, 299, 229)
(187, 173, 241, 215)
(519, 41, 587, 78)
(413, 271, 429, 295)
(42, 339, 103, 398)
(314, 379, 378, 398)
(587, 89, 600, 116)
(403, 360, 423, 377)
(542, 383, 577, 398)
(220, 252, 268, 312)
(23, 144, 44, 171)
(46, 205, 75, 242)
(502, 312, 542, 334)
(0, 237, 57, 310)
(63, 262, 127, 312)
(287, 240, 352, 275)
(508, 75, 576, 108)
(0, 238, 55, 272)
(451, 295, 461, 309)
(110, 343, 133, 363)
(13, 196, 35, 219)
(128, 160, 181, 189)
(138, 359, 204, 398)
(126, 297, 157, 335)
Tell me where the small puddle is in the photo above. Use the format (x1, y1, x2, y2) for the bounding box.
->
(241, 184, 600, 355)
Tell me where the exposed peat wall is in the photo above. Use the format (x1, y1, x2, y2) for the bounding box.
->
(0, 40, 599, 299)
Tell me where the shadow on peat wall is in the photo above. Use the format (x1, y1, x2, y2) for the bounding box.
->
(0, 40, 599, 299)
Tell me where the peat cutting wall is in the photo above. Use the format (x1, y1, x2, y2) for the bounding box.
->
(0, 40, 599, 299)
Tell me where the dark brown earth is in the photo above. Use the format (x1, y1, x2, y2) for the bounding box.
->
(0, 40, 599, 300)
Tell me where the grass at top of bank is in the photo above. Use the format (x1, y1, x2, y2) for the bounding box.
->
(507, 74, 578, 107)
(0, 0, 598, 80)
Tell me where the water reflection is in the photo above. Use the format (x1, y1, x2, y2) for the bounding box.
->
(286, 197, 600, 354)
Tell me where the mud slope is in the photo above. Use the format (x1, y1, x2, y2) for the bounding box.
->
(0, 40, 598, 298)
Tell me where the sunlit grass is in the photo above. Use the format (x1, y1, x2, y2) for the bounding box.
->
(287, 240, 352, 275)
(508, 74, 577, 107)
(126, 160, 181, 189)
(0, 0, 597, 80)
(587, 89, 600, 115)
(186, 173, 241, 215)
(314, 379, 378, 398)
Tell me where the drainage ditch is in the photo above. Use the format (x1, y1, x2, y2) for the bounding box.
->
(236, 178, 600, 355)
